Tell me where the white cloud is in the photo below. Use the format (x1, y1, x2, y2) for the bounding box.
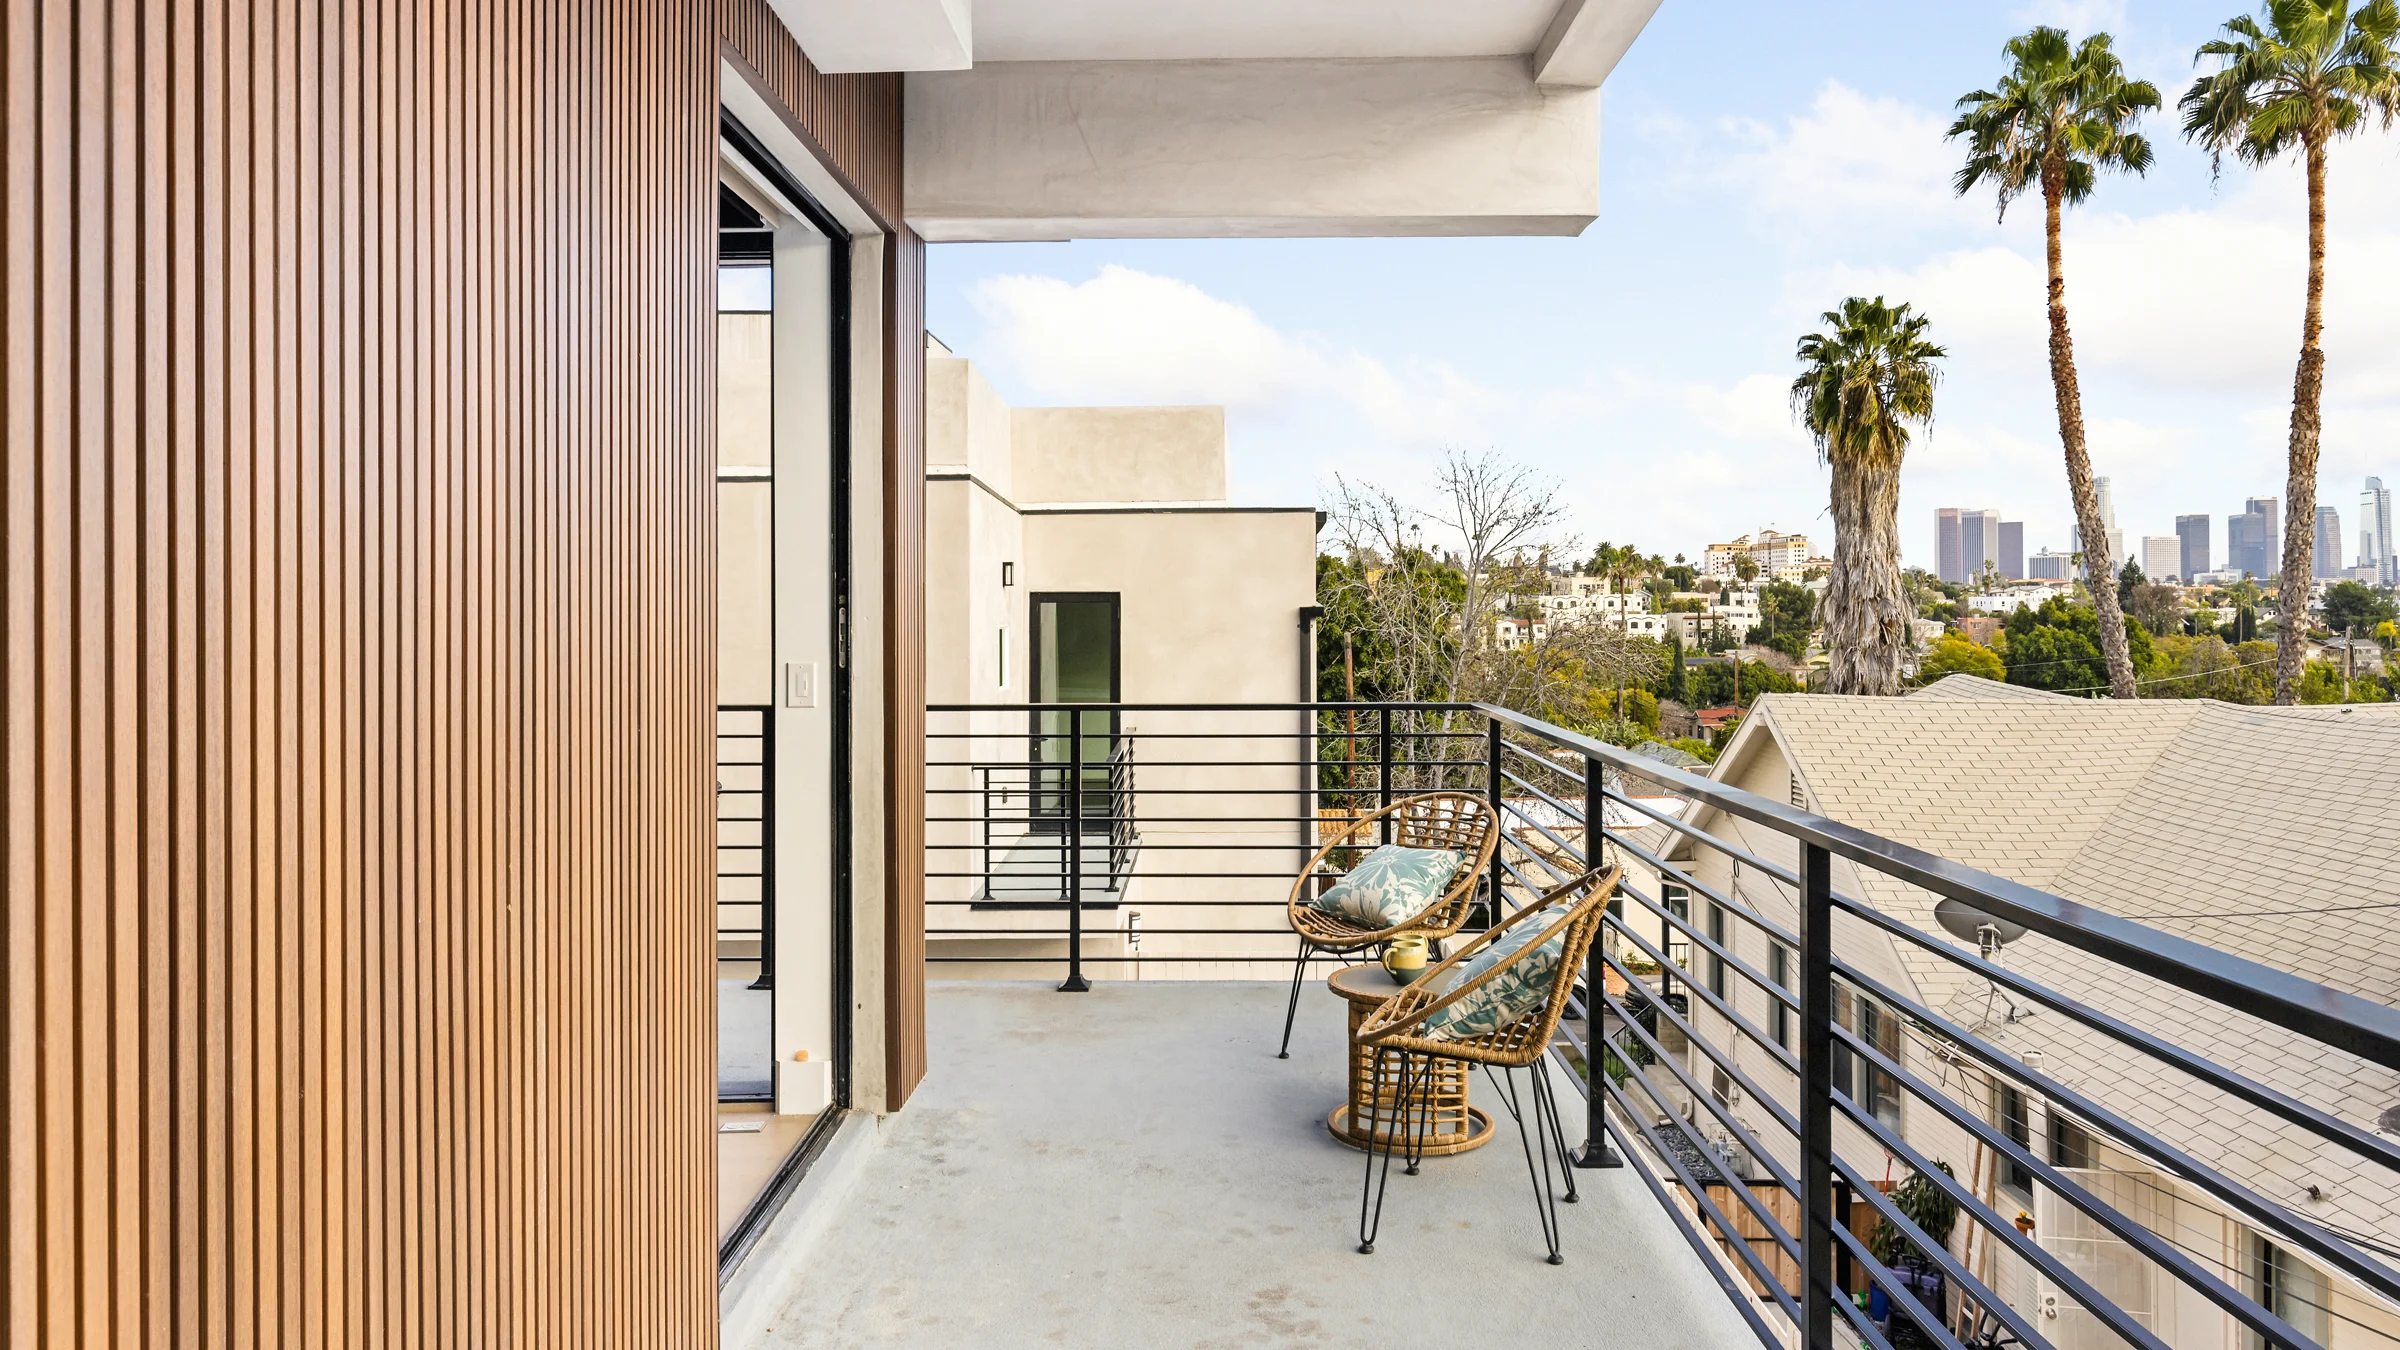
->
(964, 264, 1493, 445)
(1714, 81, 1987, 239)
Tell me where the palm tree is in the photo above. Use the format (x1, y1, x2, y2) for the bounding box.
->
(2183, 0, 2400, 703)
(1791, 297, 1947, 696)
(1950, 26, 2158, 701)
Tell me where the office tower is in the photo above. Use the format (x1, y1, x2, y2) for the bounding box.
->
(2141, 537, 2180, 582)
(2228, 497, 2279, 578)
(1998, 521, 2025, 580)
(1961, 509, 2001, 579)
(2365, 477, 2394, 575)
(2315, 505, 2344, 579)
(2028, 550, 2074, 580)
(2079, 477, 2127, 569)
(1936, 508, 1963, 584)
(2176, 514, 2210, 581)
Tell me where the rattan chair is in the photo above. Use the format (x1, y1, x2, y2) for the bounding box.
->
(1351, 864, 1620, 1265)
(1276, 792, 1501, 1059)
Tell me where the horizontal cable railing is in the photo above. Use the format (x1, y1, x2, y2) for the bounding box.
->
(925, 699, 2400, 1350)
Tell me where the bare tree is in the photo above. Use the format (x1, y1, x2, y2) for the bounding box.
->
(1425, 449, 1575, 696)
(1321, 450, 1662, 786)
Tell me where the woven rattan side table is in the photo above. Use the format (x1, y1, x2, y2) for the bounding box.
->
(1326, 964, 1494, 1156)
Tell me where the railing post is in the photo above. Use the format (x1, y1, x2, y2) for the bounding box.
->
(1574, 749, 1621, 1169)
(1378, 706, 1394, 845)
(1061, 707, 1090, 992)
(1486, 716, 1504, 918)
(1799, 841, 1835, 1350)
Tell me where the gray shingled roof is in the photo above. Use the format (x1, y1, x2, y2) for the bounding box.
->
(1712, 690, 2400, 1248)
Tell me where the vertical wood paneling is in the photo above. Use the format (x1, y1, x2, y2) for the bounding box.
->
(0, 0, 884, 1341)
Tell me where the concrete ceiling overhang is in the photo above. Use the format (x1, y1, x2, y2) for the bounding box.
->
(764, 0, 1667, 240)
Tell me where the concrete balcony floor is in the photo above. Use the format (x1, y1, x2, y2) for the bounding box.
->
(733, 980, 1755, 1349)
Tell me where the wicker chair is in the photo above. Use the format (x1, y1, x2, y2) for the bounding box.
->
(1276, 792, 1501, 1059)
(1351, 864, 1620, 1265)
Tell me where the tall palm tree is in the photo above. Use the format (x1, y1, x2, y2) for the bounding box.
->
(1791, 298, 1947, 696)
(2183, 0, 2400, 703)
(1950, 26, 2158, 701)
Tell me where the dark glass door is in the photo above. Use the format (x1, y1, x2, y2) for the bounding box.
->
(1031, 594, 1119, 828)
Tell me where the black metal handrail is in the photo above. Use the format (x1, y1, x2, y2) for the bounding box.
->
(923, 698, 2400, 1350)
(717, 704, 774, 990)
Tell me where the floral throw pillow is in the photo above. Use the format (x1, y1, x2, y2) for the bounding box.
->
(1420, 903, 1571, 1042)
(1308, 843, 1466, 930)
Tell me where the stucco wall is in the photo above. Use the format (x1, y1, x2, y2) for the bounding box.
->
(1012, 406, 1227, 503)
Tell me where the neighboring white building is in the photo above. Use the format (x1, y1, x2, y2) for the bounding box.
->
(924, 338, 1319, 977)
(1631, 678, 2400, 1350)
(1968, 583, 2071, 613)
(1705, 530, 1814, 580)
(2027, 549, 2076, 581)
(1497, 616, 1550, 650)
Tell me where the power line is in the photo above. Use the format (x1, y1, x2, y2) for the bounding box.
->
(2050, 650, 2285, 696)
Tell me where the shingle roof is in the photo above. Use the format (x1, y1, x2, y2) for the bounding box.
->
(1715, 690, 2400, 1246)
(1907, 673, 2076, 703)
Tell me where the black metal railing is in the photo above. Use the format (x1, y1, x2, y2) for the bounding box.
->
(925, 700, 2400, 1350)
(926, 702, 1490, 990)
(717, 704, 774, 989)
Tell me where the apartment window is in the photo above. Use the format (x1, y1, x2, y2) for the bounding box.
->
(996, 628, 1009, 689)
(1768, 942, 1792, 1051)
(1706, 902, 1728, 1000)
(1661, 882, 1691, 984)
(1831, 985, 1904, 1129)
(1001, 560, 1015, 587)
(2048, 1111, 2094, 1169)
(1995, 1084, 2033, 1196)
(2246, 1235, 2330, 1348)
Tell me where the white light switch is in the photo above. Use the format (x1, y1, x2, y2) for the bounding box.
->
(784, 661, 818, 708)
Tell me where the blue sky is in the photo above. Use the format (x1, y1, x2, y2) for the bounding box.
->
(926, 0, 2400, 573)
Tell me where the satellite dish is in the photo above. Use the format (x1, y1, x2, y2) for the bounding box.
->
(1936, 898, 2027, 954)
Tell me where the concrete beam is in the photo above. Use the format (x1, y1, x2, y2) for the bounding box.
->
(1532, 0, 1663, 89)
(768, 0, 970, 73)
(904, 57, 1599, 241)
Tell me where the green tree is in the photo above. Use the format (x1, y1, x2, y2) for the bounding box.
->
(2004, 597, 2156, 694)
(1790, 297, 1946, 695)
(1952, 25, 2157, 700)
(1665, 635, 1691, 702)
(2323, 579, 2398, 635)
(2116, 558, 2150, 613)
(1755, 581, 1820, 661)
(2183, 0, 2400, 701)
(1689, 658, 1803, 708)
(1920, 633, 2006, 682)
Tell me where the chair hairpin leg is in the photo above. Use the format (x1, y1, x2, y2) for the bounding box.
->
(1277, 934, 1310, 1059)
(1503, 1064, 1566, 1265)
(1533, 1058, 1579, 1204)
(1402, 1051, 1427, 1176)
(1359, 1045, 1403, 1254)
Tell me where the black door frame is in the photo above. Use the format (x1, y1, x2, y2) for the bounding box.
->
(1027, 592, 1121, 830)
(716, 112, 856, 1279)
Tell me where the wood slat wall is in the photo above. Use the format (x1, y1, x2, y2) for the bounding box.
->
(1, 1, 921, 1343)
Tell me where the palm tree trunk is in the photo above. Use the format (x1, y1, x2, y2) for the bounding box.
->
(2042, 156, 2137, 699)
(2275, 135, 2330, 706)
(1825, 435, 1909, 696)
